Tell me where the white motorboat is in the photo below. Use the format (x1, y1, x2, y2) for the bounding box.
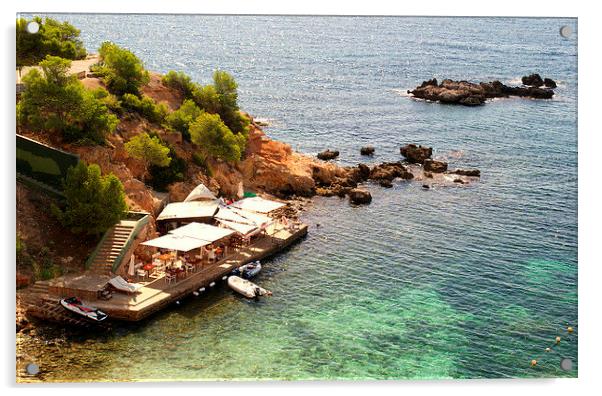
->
(227, 276, 271, 298)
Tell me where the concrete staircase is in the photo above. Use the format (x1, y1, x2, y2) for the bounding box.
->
(28, 280, 50, 295)
(88, 220, 137, 275)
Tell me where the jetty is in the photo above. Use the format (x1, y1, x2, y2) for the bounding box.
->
(19, 193, 308, 323)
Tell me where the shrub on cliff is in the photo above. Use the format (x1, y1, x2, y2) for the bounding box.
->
(165, 99, 202, 141)
(17, 17, 87, 68)
(121, 93, 168, 124)
(148, 144, 187, 191)
(125, 132, 171, 179)
(52, 162, 127, 235)
(162, 71, 195, 97)
(17, 56, 118, 145)
(95, 41, 150, 95)
(212, 70, 250, 134)
(189, 112, 247, 162)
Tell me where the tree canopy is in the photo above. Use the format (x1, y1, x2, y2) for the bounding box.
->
(161, 69, 249, 134)
(95, 42, 150, 96)
(52, 162, 127, 235)
(189, 112, 247, 162)
(17, 17, 87, 67)
(124, 133, 171, 177)
(165, 99, 203, 141)
(17, 55, 118, 145)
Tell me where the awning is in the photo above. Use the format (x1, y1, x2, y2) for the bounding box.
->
(230, 196, 286, 214)
(141, 234, 210, 252)
(184, 183, 217, 202)
(169, 222, 234, 243)
(229, 207, 273, 227)
(216, 219, 258, 235)
(214, 207, 256, 225)
(156, 201, 218, 221)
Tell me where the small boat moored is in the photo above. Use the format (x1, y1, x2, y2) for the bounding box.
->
(227, 276, 272, 298)
(60, 297, 108, 322)
(230, 261, 262, 279)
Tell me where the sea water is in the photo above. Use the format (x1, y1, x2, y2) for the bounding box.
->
(16, 15, 577, 381)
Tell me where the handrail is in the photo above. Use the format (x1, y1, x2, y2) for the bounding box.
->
(84, 225, 113, 270)
(111, 213, 150, 273)
(84, 211, 150, 272)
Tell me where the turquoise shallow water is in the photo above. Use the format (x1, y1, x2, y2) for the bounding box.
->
(17, 15, 577, 381)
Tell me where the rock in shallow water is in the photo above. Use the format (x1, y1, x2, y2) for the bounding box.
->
(360, 146, 375, 155)
(522, 73, 544, 87)
(423, 159, 448, 173)
(348, 188, 372, 205)
(317, 149, 339, 161)
(400, 144, 432, 164)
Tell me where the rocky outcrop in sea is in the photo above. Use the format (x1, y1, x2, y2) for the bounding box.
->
(407, 75, 556, 106)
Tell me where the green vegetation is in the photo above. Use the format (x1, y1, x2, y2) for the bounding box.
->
(162, 70, 249, 133)
(31, 247, 63, 281)
(121, 93, 168, 123)
(161, 69, 249, 161)
(17, 56, 118, 145)
(95, 41, 150, 96)
(212, 70, 250, 134)
(124, 132, 172, 178)
(162, 70, 195, 97)
(148, 144, 187, 192)
(52, 162, 127, 235)
(165, 99, 202, 141)
(190, 112, 247, 162)
(17, 16, 86, 68)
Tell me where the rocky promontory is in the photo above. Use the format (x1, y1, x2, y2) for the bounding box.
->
(407, 75, 556, 106)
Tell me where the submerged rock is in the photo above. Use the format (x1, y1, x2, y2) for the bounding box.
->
(400, 144, 433, 164)
(449, 168, 481, 177)
(423, 159, 448, 173)
(348, 188, 372, 205)
(360, 146, 375, 155)
(317, 149, 340, 161)
(379, 179, 393, 188)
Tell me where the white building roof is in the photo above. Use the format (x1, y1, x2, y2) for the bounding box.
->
(216, 219, 258, 235)
(184, 183, 217, 202)
(214, 207, 256, 225)
(169, 222, 234, 243)
(230, 196, 286, 214)
(141, 234, 209, 252)
(156, 201, 218, 221)
(230, 207, 273, 227)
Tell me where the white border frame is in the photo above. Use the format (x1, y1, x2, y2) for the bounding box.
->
(3, 1, 600, 395)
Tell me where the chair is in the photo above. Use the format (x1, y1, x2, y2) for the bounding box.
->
(136, 268, 147, 281)
(165, 272, 176, 285)
(185, 262, 195, 274)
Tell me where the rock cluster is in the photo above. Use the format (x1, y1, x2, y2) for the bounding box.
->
(408, 76, 555, 106)
(521, 73, 557, 88)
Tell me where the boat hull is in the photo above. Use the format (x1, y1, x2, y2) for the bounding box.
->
(227, 276, 269, 298)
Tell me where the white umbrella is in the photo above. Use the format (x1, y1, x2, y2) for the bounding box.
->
(128, 254, 135, 277)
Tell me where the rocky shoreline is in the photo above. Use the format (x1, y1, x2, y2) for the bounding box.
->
(407, 73, 556, 106)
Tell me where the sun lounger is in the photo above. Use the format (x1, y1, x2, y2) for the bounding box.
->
(109, 276, 142, 294)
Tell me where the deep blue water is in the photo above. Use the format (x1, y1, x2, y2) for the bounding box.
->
(18, 15, 577, 381)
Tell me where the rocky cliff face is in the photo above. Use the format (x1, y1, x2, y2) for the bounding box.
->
(211, 123, 346, 199)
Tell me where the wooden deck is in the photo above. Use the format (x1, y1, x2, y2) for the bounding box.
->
(39, 223, 308, 322)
